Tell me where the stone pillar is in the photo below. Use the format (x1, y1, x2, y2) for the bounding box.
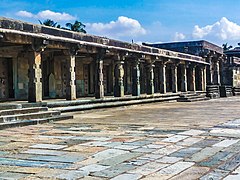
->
(66, 55, 76, 100)
(206, 56, 213, 85)
(146, 63, 155, 95)
(213, 60, 221, 85)
(160, 63, 166, 94)
(171, 64, 178, 93)
(203, 66, 207, 91)
(95, 58, 104, 99)
(181, 64, 187, 92)
(28, 51, 42, 102)
(189, 65, 196, 92)
(114, 61, 125, 97)
(132, 60, 140, 96)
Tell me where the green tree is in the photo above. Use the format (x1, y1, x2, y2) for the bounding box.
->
(65, 21, 86, 33)
(222, 43, 233, 51)
(39, 19, 61, 28)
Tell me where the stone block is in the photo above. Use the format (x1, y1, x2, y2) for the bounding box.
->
(29, 143, 67, 150)
(78, 164, 110, 176)
(111, 173, 143, 180)
(162, 135, 189, 143)
(213, 139, 239, 147)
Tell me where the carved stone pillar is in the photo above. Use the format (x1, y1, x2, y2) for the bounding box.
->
(213, 59, 221, 85)
(199, 66, 207, 92)
(171, 64, 178, 93)
(206, 56, 213, 85)
(95, 58, 104, 99)
(114, 61, 125, 97)
(203, 66, 207, 91)
(146, 63, 155, 95)
(160, 63, 166, 94)
(181, 64, 187, 92)
(189, 65, 196, 92)
(132, 60, 140, 96)
(66, 54, 76, 100)
(28, 51, 42, 102)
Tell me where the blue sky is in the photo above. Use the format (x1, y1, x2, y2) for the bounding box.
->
(1, 0, 240, 47)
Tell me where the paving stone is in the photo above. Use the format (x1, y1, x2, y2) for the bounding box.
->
(131, 147, 156, 153)
(224, 174, 240, 180)
(187, 147, 223, 162)
(155, 161, 194, 179)
(176, 137, 203, 146)
(103, 142, 123, 148)
(218, 153, 240, 171)
(56, 170, 84, 180)
(169, 147, 202, 158)
(91, 163, 135, 178)
(198, 151, 235, 167)
(170, 166, 209, 180)
(209, 128, 240, 138)
(29, 143, 67, 150)
(114, 144, 140, 150)
(233, 165, 240, 173)
(143, 144, 165, 149)
(138, 154, 164, 161)
(73, 136, 112, 141)
(153, 145, 183, 155)
(200, 169, 229, 180)
(123, 140, 152, 146)
(0, 157, 72, 169)
(156, 156, 182, 164)
(192, 138, 220, 148)
(92, 149, 128, 161)
(111, 173, 143, 180)
(80, 141, 109, 147)
(38, 135, 75, 139)
(126, 159, 150, 166)
(78, 164, 110, 176)
(24, 154, 85, 163)
(34, 169, 68, 178)
(223, 142, 240, 153)
(179, 129, 205, 136)
(162, 135, 189, 143)
(128, 162, 169, 176)
(0, 172, 31, 179)
(99, 152, 142, 166)
(213, 139, 239, 147)
(22, 149, 66, 156)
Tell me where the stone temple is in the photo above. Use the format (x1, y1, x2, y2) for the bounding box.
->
(0, 17, 240, 103)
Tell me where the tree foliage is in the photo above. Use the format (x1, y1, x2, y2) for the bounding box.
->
(39, 19, 87, 33)
(222, 43, 233, 51)
(65, 21, 87, 33)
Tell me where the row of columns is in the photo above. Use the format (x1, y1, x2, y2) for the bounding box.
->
(28, 49, 207, 102)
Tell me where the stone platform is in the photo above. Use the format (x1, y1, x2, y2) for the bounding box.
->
(0, 97, 240, 179)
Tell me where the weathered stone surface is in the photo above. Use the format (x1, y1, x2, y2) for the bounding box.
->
(29, 143, 67, 150)
(213, 139, 239, 147)
(224, 174, 240, 180)
(91, 163, 135, 178)
(128, 162, 168, 175)
(23, 149, 66, 156)
(200, 169, 229, 180)
(98, 152, 141, 166)
(162, 135, 189, 143)
(78, 164, 110, 176)
(111, 173, 143, 180)
(171, 166, 209, 180)
(156, 156, 182, 164)
(153, 145, 183, 155)
(177, 137, 203, 146)
(187, 147, 223, 162)
(0, 172, 30, 179)
(92, 149, 128, 161)
(170, 147, 201, 158)
(218, 153, 240, 171)
(155, 161, 194, 179)
(179, 129, 205, 136)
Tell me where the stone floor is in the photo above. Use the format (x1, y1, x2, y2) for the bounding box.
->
(0, 97, 240, 179)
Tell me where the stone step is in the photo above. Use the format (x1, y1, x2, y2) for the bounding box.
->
(0, 107, 48, 116)
(0, 104, 22, 110)
(0, 114, 73, 130)
(178, 97, 210, 102)
(51, 96, 179, 112)
(0, 111, 61, 123)
(179, 95, 206, 100)
(180, 93, 206, 98)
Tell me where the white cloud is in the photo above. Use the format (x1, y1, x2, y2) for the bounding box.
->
(86, 16, 146, 39)
(16, 10, 75, 21)
(16, 11, 34, 18)
(192, 17, 240, 41)
(174, 32, 186, 41)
